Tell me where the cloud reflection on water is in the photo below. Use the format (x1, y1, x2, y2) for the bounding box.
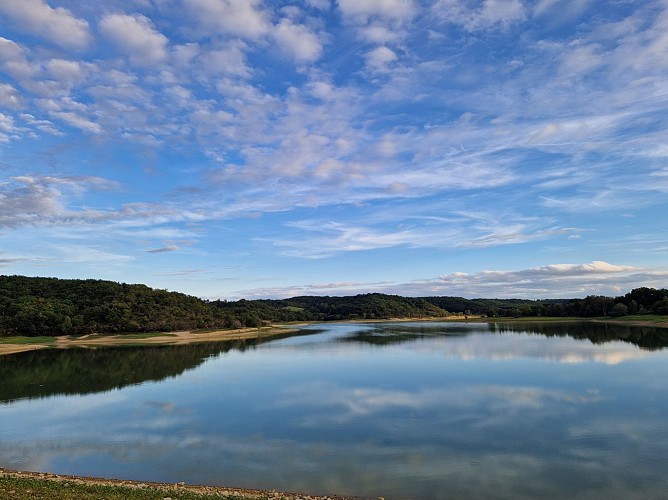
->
(1, 322, 667, 499)
(330, 322, 662, 364)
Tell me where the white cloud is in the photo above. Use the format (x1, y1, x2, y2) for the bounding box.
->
(477, 0, 526, 29)
(306, 0, 331, 10)
(99, 13, 169, 66)
(183, 0, 270, 39)
(0, 176, 121, 228)
(559, 43, 604, 77)
(337, 0, 416, 24)
(0, 112, 18, 142)
(2, 60, 39, 80)
(0, 84, 23, 109)
(533, 0, 592, 24)
(45, 59, 86, 83)
(277, 220, 429, 257)
(1, 1, 667, 298)
(0, 176, 69, 226)
(0, 37, 24, 62)
(52, 111, 101, 134)
(359, 22, 401, 43)
(464, 261, 638, 284)
(365, 45, 397, 68)
(265, 207, 579, 259)
(0, 0, 90, 49)
(19, 113, 61, 135)
(198, 41, 251, 77)
(273, 18, 324, 63)
(236, 260, 666, 300)
(52, 244, 133, 264)
(337, 0, 416, 53)
(434, 0, 526, 31)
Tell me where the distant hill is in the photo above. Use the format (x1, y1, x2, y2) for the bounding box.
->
(422, 288, 668, 318)
(0, 275, 225, 336)
(0, 276, 447, 337)
(210, 293, 447, 323)
(1, 275, 666, 337)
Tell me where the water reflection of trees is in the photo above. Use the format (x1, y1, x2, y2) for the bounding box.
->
(487, 322, 668, 350)
(1, 328, 321, 404)
(339, 324, 477, 345)
(0, 340, 259, 404)
(339, 322, 668, 350)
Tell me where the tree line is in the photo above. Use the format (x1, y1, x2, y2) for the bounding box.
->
(425, 287, 668, 318)
(1, 275, 666, 337)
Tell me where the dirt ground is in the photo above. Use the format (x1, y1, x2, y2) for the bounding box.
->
(0, 326, 301, 357)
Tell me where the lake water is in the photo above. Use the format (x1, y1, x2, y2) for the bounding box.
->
(2, 321, 668, 499)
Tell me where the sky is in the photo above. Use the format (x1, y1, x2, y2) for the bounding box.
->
(1, 0, 667, 300)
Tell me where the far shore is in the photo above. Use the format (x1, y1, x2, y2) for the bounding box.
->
(2, 316, 667, 357)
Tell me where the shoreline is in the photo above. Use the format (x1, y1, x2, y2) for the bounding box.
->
(0, 325, 301, 357)
(2, 316, 667, 357)
(0, 468, 362, 500)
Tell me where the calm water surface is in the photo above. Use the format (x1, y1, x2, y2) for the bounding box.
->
(2, 322, 668, 499)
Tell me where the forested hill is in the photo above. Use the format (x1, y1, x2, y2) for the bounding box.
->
(1, 275, 667, 337)
(423, 288, 668, 318)
(0, 275, 225, 336)
(210, 294, 446, 324)
(0, 276, 446, 337)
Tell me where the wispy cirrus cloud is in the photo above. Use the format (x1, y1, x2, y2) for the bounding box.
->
(268, 208, 583, 258)
(0, 1, 667, 298)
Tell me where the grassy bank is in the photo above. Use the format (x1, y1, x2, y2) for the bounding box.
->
(0, 470, 352, 500)
(604, 314, 668, 324)
(464, 316, 668, 328)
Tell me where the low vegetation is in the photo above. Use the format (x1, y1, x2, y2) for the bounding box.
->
(0, 472, 300, 500)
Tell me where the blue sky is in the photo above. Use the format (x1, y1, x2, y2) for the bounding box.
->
(1, 0, 667, 300)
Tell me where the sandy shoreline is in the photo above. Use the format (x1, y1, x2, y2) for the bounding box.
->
(0, 325, 302, 357)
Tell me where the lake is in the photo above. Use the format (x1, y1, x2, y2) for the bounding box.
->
(2, 321, 668, 499)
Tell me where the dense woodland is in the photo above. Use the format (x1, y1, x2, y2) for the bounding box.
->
(1, 275, 666, 337)
(424, 288, 668, 318)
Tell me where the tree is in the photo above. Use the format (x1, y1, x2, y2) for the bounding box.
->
(609, 303, 628, 317)
(653, 298, 668, 315)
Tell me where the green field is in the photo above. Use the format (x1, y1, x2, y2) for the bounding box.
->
(109, 332, 178, 339)
(0, 336, 56, 345)
(608, 314, 668, 324)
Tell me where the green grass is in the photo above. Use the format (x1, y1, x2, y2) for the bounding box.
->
(477, 316, 583, 322)
(607, 314, 668, 323)
(191, 328, 231, 334)
(113, 332, 178, 339)
(476, 315, 668, 325)
(0, 336, 57, 345)
(282, 306, 304, 312)
(0, 475, 277, 500)
(0, 333, 180, 344)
